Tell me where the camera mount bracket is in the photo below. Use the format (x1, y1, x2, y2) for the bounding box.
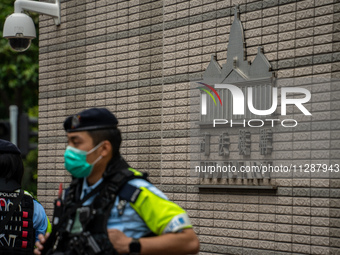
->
(14, 0, 60, 26)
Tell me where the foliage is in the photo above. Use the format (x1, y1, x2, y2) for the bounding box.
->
(0, 1, 39, 196)
(0, 0, 39, 119)
(22, 147, 38, 198)
(22, 106, 39, 198)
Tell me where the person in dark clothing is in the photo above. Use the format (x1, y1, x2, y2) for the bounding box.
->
(0, 139, 50, 255)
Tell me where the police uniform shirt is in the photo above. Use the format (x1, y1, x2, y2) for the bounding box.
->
(80, 178, 188, 238)
(32, 198, 49, 241)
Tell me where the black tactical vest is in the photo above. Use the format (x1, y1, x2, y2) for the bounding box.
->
(0, 190, 35, 255)
(45, 157, 147, 255)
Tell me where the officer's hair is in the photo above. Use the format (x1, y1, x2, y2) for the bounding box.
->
(87, 128, 122, 157)
(0, 153, 24, 184)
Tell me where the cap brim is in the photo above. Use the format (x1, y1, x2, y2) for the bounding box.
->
(66, 124, 117, 133)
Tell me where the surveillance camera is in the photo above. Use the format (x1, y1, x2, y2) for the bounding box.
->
(3, 13, 36, 52)
(2, 0, 61, 52)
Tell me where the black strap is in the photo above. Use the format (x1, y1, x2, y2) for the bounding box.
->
(61, 167, 147, 225)
(58, 179, 108, 228)
(41, 180, 111, 255)
(43, 165, 147, 255)
(0, 189, 24, 233)
(118, 183, 142, 203)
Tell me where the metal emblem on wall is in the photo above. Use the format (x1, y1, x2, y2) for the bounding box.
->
(193, 5, 276, 187)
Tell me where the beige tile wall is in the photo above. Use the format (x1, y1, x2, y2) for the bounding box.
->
(38, 0, 340, 254)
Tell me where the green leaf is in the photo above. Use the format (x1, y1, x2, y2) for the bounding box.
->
(0, 0, 39, 118)
(0, 1, 39, 196)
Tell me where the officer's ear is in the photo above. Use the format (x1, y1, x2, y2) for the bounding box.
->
(100, 140, 112, 158)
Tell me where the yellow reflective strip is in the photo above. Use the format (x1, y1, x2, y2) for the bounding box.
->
(130, 187, 187, 235)
(46, 217, 52, 233)
(128, 167, 143, 177)
(23, 190, 33, 197)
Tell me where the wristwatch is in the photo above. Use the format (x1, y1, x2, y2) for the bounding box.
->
(129, 238, 141, 255)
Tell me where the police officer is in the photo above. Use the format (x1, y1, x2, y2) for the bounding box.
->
(0, 139, 50, 255)
(35, 108, 199, 255)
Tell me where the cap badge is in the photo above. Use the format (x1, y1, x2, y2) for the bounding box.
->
(71, 115, 81, 129)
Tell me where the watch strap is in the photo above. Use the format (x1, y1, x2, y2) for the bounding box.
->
(129, 238, 141, 255)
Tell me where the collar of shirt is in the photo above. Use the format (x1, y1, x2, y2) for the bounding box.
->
(80, 177, 104, 200)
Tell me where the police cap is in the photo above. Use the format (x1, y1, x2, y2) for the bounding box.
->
(63, 108, 118, 133)
(0, 139, 21, 155)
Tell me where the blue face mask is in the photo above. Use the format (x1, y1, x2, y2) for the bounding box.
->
(64, 142, 103, 178)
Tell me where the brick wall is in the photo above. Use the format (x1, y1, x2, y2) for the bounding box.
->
(38, 0, 340, 254)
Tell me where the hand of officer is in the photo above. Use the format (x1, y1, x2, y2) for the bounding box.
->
(108, 229, 132, 254)
(34, 232, 50, 255)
